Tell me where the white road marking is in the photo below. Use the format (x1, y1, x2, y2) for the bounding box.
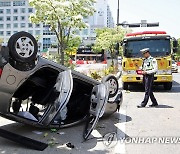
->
(172, 85, 180, 87)
(114, 109, 126, 154)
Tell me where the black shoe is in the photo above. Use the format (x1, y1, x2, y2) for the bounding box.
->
(149, 104, 158, 107)
(137, 105, 145, 108)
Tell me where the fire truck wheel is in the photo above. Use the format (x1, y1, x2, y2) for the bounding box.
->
(122, 82, 129, 90)
(164, 82, 172, 90)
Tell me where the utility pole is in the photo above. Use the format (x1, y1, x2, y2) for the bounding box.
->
(117, 0, 120, 25)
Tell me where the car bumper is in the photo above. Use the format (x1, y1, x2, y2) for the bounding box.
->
(172, 67, 178, 72)
(122, 74, 173, 83)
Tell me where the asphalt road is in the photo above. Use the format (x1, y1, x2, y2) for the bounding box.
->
(121, 68, 180, 154)
(0, 68, 180, 154)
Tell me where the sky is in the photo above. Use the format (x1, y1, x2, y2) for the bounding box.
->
(108, 0, 180, 38)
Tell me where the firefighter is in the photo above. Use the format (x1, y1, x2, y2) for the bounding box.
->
(137, 48, 158, 108)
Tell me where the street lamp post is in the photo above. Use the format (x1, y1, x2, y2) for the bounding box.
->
(117, 0, 119, 25)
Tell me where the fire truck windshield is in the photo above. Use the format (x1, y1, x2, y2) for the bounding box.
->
(124, 39, 171, 58)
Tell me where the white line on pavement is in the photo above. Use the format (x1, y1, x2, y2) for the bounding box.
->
(114, 109, 126, 154)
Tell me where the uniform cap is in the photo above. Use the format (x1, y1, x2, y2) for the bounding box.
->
(140, 48, 149, 54)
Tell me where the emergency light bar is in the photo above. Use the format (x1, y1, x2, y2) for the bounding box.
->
(126, 31, 167, 37)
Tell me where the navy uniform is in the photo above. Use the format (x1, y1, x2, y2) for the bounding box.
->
(138, 48, 158, 108)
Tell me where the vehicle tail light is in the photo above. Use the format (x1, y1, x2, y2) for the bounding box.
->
(136, 70, 143, 75)
(0, 68, 2, 77)
(102, 60, 107, 64)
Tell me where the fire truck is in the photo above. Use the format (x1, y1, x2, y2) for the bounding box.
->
(121, 31, 178, 90)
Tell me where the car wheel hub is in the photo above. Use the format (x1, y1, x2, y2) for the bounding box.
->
(15, 37, 34, 58)
(108, 79, 118, 95)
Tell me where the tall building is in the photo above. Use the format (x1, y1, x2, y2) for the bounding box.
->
(107, 5, 114, 28)
(79, 0, 114, 45)
(0, 0, 56, 51)
(0, 0, 114, 51)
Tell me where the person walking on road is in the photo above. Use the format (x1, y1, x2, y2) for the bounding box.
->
(137, 48, 158, 108)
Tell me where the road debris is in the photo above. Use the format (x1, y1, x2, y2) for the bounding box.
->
(66, 142, 75, 149)
(32, 131, 43, 135)
(44, 133, 49, 137)
(57, 132, 65, 135)
(48, 137, 59, 147)
(125, 90, 131, 93)
(51, 128, 58, 133)
(96, 125, 106, 129)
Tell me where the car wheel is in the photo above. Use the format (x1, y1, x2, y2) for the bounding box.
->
(122, 82, 128, 90)
(8, 31, 38, 63)
(164, 82, 172, 90)
(102, 75, 119, 98)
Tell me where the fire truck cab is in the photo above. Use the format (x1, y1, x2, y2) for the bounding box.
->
(121, 31, 178, 90)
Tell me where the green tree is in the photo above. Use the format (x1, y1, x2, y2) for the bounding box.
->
(29, 0, 95, 65)
(93, 27, 130, 65)
(177, 38, 180, 55)
(0, 38, 4, 44)
(65, 36, 81, 66)
(174, 38, 180, 61)
(67, 36, 81, 52)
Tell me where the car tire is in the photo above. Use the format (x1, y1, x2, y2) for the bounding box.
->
(8, 31, 38, 63)
(102, 75, 119, 98)
(122, 82, 128, 90)
(164, 82, 172, 90)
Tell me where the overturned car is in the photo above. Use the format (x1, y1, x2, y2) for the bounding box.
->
(0, 32, 122, 140)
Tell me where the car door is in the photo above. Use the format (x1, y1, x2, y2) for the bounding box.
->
(38, 70, 73, 126)
(83, 83, 109, 140)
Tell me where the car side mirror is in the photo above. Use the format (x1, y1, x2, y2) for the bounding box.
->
(173, 48, 178, 53)
(173, 40, 178, 48)
(173, 40, 178, 53)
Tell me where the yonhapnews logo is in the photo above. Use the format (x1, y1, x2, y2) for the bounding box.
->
(103, 132, 118, 148)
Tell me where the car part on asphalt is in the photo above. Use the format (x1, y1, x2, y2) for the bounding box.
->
(0, 128, 48, 151)
(66, 142, 75, 149)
